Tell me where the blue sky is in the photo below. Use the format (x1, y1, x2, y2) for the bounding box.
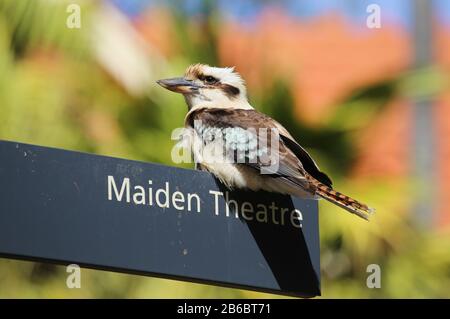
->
(110, 0, 450, 29)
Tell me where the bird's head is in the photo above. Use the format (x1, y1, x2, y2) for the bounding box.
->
(157, 64, 251, 110)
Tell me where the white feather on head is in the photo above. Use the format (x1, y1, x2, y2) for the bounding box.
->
(185, 64, 247, 96)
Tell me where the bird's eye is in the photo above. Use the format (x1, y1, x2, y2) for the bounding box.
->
(203, 76, 218, 84)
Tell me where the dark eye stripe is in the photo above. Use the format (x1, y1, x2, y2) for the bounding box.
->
(221, 84, 240, 97)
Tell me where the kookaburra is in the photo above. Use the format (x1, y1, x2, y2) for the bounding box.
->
(157, 64, 374, 220)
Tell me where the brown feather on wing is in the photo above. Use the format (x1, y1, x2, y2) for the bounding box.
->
(185, 107, 330, 192)
(280, 135, 332, 187)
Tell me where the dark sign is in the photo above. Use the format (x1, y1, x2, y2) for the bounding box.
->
(0, 140, 320, 297)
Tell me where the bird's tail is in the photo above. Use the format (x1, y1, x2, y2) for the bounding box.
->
(313, 181, 375, 221)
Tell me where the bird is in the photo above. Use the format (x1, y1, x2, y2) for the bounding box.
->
(157, 64, 374, 220)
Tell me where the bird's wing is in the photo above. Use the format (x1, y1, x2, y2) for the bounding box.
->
(186, 107, 332, 189)
(278, 134, 332, 187)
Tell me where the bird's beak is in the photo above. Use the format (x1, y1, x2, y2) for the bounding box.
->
(156, 77, 200, 94)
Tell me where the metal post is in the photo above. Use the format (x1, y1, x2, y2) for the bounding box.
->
(412, 0, 434, 227)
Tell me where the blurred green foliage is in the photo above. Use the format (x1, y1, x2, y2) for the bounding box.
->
(0, 0, 449, 298)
